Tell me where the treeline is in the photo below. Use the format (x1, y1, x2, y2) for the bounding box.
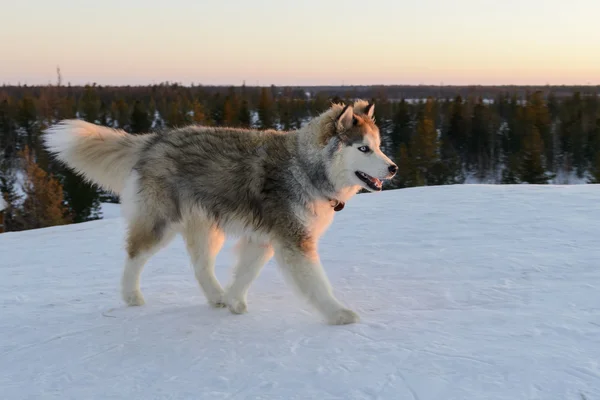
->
(1, 82, 599, 232)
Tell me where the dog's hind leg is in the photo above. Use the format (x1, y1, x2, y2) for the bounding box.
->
(224, 237, 274, 314)
(122, 217, 176, 306)
(182, 220, 226, 308)
(273, 239, 359, 325)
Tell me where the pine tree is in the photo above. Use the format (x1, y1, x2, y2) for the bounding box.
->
(589, 150, 600, 183)
(528, 91, 552, 166)
(446, 95, 469, 159)
(14, 146, 70, 230)
(257, 87, 275, 129)
(209, 93, 224, 126)
(180, 95, 193, 125)
(437, 139, 464, 185)
(410, 98, 440, 186)
(238, 99, 252, 128)
(80, 85, 100, 123)
(391, 99, 412, 148)
(17, 96, 37, 150)
(470, 98, 492, 178)
(98, 101, 110, 126)
(57, 95, 77, 121)
(560, 92, 587, 178)
(0, 98, 17, 160)
(519, 127, 552, 184)
(278, 97, 293, 131)
(130, 100, 151, 134)
(222, 87, 240, 127)
(191, 99, 207, 125)
(0, 160, 21, 231)
(501, 154, 521, 184)
(223, 97, 239, 127)
(394, 143, 416, 188)
(60, 168, 102, 223)
(111, 98, 130, 130)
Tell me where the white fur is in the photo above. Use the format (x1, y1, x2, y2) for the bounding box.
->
(43, 120, 150, 195)
(273, 241, 359, 325)
(345, 134, 395, 189)
(121, 229, 177, 306)
(336, 106, 355, 131)
(181, 222, 227, 307)
(224, 238, 274, 314)
(120, 171, 140, 221)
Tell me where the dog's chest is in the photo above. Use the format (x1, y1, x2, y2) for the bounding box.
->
(305, 200, 336, 239)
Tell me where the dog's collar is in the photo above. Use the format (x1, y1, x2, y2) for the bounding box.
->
(329, 199, 345, 212)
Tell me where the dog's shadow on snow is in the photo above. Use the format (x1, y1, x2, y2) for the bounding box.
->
(98, 299, 363, 349)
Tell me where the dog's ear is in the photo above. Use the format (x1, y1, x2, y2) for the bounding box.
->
(365, 103, 375, 119)
(336, 105, 354, 132)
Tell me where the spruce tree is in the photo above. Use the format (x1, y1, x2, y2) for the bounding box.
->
(210, 93, 224, 126)
(191, 99, 207, 125)
(0, 99, 17, 160)
(258, 87, 275, 129)
(238, 99, 252, 128)
(0, 161, 21, 231)
(528, 91, 552, 167)
(391, 99, 412, 149)
(394, 143, 415, 188)
(223, 87, 240, 127)
(410, 98, 440, 186)
(278, 97, 293, 131)
(223, 97, 239, 127)
(519, 127, 551, 184)
(130, 101, 151, 134)
(111, 99, 130, 130)
(61, 168, 102, 222)
(501, 154, 521, 184)
(437, 139, 464, 185)
(470, 99, 492, 178)
(589, 150, 600, 184)
(446, 95, 469, 159)
(80, 85, 100, 123)
(17, 96, 37, 150)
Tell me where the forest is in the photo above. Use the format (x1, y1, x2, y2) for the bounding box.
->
(1, 80, 599, 232)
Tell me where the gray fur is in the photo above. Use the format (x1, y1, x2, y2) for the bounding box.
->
(43, 100, 397, 325)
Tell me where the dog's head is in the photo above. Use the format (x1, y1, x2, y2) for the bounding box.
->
(320, 100, 397, 192)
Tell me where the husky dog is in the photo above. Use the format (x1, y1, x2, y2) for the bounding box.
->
(43, 100, 397, 325)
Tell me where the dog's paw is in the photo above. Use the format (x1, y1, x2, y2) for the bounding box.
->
(326, 308, 360, 325)
(205, 290, 226, 308)
(123, 290, 145, 306)
(226, 298, 248, 314)
(208, 297, 227, 308)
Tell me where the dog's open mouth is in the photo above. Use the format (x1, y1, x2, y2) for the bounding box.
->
(355, 171, 383, 191)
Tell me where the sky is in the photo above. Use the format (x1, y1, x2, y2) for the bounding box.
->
(1, 0, 599, 86)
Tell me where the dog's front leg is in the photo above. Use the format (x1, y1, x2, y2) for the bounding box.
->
(273, 239, 359, 325)
(224, 237, 274, 314)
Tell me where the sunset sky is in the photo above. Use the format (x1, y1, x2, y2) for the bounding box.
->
(2, 0, 599, 86)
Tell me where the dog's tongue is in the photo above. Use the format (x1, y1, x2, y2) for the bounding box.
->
(370, 176, 382, 186)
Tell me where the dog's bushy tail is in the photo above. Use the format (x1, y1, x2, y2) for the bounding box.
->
(43, 120, 155, 195)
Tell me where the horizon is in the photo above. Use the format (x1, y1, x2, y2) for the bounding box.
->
(2, 0, 600, 86)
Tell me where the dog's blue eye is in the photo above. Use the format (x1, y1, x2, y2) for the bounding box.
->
(358, 146, 370, 153)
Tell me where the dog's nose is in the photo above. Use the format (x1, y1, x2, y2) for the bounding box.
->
(388, 164, 398, 175)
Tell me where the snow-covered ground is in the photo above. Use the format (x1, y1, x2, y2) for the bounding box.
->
(1, 185, 600, 400)
(100, 202, 122, 219)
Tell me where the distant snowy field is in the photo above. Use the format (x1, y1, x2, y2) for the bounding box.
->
(1, 185, 600, 400)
